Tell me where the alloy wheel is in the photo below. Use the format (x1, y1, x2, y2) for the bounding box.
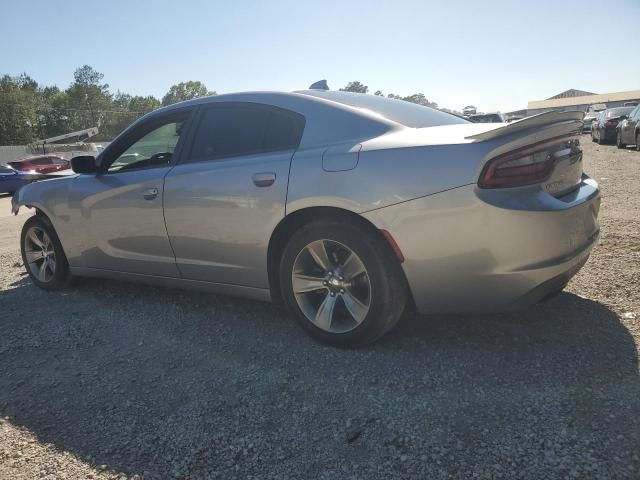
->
(291, 239, 371, 333)
(23, 226, 56, 283)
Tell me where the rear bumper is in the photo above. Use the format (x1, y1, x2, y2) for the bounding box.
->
(603, 126, 617, 141)
(363, 177, 601, 314)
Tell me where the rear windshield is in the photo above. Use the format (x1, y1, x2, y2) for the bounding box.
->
(300, 90, 468, 128)
(606, 107, 634, 118)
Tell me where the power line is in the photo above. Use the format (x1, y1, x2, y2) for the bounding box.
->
(0, 101, 153, 116)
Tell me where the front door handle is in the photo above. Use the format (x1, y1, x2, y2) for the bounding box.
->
(143, 187, 159, 200)
(252, 172, 276, 187)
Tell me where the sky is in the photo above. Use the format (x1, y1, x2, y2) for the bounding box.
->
(1, 0, 639, 113)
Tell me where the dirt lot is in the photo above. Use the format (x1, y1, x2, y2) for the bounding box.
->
(1, 139, 639, 479)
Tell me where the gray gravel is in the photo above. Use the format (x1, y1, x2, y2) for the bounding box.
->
(1, 139, 639, 479)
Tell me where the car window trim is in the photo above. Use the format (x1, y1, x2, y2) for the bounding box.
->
(179, 101, 306, 165)
(98, 106, 197, 175)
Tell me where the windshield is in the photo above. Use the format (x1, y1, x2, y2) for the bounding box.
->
(300, 90, 468, 128)
(606, 107, 634, 118)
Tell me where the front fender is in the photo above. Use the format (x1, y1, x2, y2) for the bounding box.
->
(11, 182, 55, 219)
(10, 176, 74, 235)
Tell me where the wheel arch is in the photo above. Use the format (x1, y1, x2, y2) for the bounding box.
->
(267, 206, 411, 306)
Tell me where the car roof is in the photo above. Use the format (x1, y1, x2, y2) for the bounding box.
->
(14, 155, 65, 162)
(112, 91, 400, 150)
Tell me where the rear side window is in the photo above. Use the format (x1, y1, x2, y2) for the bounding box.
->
(188, 103, 305, 161)
(33, 158, 53, 165)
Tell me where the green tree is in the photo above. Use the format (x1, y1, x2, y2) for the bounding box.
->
(386, 92, 438, 108)
(129, 95, 161, 114)
(402, 93, 437, 109)
(65, 65, 113, 133)
(162, 81, 215, 106)
(0, 74, 41, 144)
(39, 88, 72, 139)
(340, 81, 369, 94)
(374, 90, 384, 96)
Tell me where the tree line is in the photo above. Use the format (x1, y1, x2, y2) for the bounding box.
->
(0, 65, 215, 145)
(0, 66, 457, 145)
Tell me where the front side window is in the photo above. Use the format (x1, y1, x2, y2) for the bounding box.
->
(107, 114, 189, 173)
(188, 103, 305, 162)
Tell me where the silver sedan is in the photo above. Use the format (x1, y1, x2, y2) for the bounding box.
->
(12, 89, 600, 346)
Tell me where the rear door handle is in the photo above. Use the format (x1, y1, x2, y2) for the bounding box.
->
(143, 187, 159, 200)
(252, 172, 276, 187)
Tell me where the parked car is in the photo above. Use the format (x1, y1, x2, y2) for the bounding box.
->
(616, 104, 640, 151)
(12, 90, 600, 346)
(583, 112, 598, 133)
(8, 155, 70, 174)
(591, 106, 635, 144)
(462, 105, 477, 116)
(0, 165, 42, 195)
(467, 112, 506, 123)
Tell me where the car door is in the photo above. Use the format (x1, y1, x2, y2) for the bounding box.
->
(51, 156, 69, 172)
(163, 102, 305, 288)
(69, 107, 194, 276)
(32, 158, 54, 173)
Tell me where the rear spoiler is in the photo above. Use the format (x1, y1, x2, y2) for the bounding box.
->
(465, 110, 584, 142)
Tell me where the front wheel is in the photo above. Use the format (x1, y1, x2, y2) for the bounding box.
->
(636, 133, 640, 152)
(280, 220, 408, 347)
(617, 131, 626, 149)
(20, 215, 71, 290)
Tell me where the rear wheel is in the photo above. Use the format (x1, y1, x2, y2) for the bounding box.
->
(280, 219, 407, 347)
(20, 215, 70, 290)
(636, 133, 640, 152)
(597, 129, 605, 145)
(617, 131, 626, 149)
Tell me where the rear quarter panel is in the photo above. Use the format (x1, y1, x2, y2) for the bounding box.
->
(286, 133, 495, 214)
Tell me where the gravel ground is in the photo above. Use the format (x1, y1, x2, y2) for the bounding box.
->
(1, 139, 639, 479)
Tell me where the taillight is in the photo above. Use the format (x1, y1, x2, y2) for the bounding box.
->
(478, 135, 579, 189)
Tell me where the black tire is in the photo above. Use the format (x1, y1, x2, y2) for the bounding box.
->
(636, 133, 640, 152)
(597, 129, 605, 145)
(20, 215, 71, 290)
(279, 219, 408, 347)
(617, 131, 626, 149)
(591, 129, 596, 142)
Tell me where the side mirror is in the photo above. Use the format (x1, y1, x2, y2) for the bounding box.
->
(71, 155, 97, 174)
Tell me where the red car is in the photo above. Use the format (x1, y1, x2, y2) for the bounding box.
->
(8, 155, 70, 174)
